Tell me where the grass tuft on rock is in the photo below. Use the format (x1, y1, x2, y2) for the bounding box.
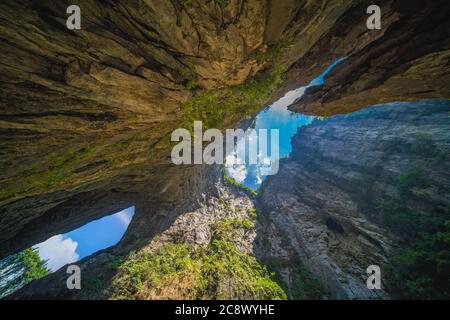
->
(108, 215, 286, 300)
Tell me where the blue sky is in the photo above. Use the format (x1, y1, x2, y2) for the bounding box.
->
(33, 206, 135, 271)
(309, 57, 347, 87)
(226, 57, 346, 190)
(29, 58, 347, 271)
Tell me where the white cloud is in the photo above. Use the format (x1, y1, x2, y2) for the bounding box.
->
(255, 174, 263, 186)
(33, 235, 79, 272)
(226, 161, 248, 183)
(116, 210, 133, 227)
(270, 87, 306, 111)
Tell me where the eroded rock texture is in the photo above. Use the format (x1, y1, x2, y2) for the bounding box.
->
(289, 0, 450, 115)
(258, 100, 450, 299)
(0, 0, 273, 258)
(0, 0, 449, 300)
(8, 100, 449, 300)
(5, 181, 264, 300)
(0, 0, 343, 258)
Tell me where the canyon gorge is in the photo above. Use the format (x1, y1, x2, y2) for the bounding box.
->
(0, 0, 449, 299)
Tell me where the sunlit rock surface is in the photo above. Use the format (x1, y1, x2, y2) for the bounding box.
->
(0, 1, 449, 299)
(1, 1, 449, 257)
(257, 100, 450, 299)
(289, 0, 450, 115)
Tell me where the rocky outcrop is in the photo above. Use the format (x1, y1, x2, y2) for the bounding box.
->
(1, 0, 450, 300)
(288, 0, 450, 115)
(1, 1, 450, 261)
(257, 100, 450, 299)
(0, 0, 273, 258)
(4, 182, 265, 300)
(5, 100, 450, 299)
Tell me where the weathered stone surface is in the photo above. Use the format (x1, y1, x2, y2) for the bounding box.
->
(5, 100, 450, 299)
(2, 0, 449, 259)
(288, 0, 450, 115)
(258, 100, 450, 299)
(5, 180, 259, 300)
(0, 0, 449, 300)
(0, 0, 272, 257)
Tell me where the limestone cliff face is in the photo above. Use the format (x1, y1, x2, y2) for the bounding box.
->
(257, 100, 450, 299)
(0, 0, 271, 258)
(5, 181, 265, 300)
(288, 0, 450, 115)
(1, 1, 449, 260)
(1, 0, 450, 300)
(0, 0, 335, 258)
(5, 100, 450, 300)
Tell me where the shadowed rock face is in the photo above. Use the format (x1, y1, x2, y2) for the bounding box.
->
(4, 181, 259, 300)
(0, 0, 276, 257)
(288, 0, 450, 115)
(257, 100, 450, 299)
(8, 100, 449, 300)
(1, 0, 361, 258)
(0, 0, 449, 296)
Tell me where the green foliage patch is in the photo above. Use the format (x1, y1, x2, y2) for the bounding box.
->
(409, 134, 439, 157)
(0, 248, 49, 298)
(108, 216, 286, 300)
(387, 229, 450, 299)
(181, 40, 289, 131)
(223, 171, 258, 196)
(396, 166, 430, 197)
(376, 166, 450, 299)
(17, 248, 49, 283)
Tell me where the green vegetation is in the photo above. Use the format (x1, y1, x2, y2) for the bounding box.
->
(260, 255, 324, 300)
(377, 199, 443, 240)
(223, 171, 258, 196)
(0, 122, 168, 204)
(247, 208, 258, 219)
(287, 264, 324, 299)
(109, 216, 286, 300)
(212, 217, 255, 239)
(419, 102, 450, 116)
(378, 133, 442, 160)
(216, 0, 230, 8)
(181, 39, 289, 131)
(17, 248, 49, 282)
(184, 79, 199, 91)
(0, 146, 97, 202)
(83, 274, 104, 297)
(0, 247, 49, 298)
(176, 0, 193, 6)
(387, 227, 450, 299)
(217, 197, 233, 211)
(396, 166, 430, 198)
(258, 229, 324, 302)
(106, 255, 126, 270)
(375, 166, 450, 299)
(409, 133, 439, 158)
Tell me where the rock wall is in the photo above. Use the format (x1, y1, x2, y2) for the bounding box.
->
(257, 100, 450, 299)
(5, 182, 265, 300)
(289, 0, 450, 115)
(0, 0, 274, 258)
(5, 100, 450, 299)
(1, 1, 449, 299)
(1, 1, 449, 259)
